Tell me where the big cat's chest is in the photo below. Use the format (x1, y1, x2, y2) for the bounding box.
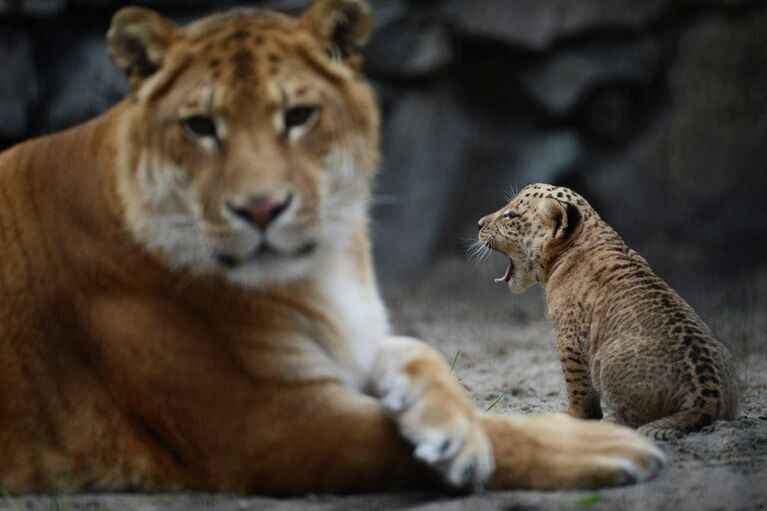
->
(200, 258, 391, 389)
(312, 264, 390, 389)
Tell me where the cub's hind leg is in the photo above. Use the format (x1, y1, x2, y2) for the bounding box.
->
(596, 335, 735, 440)
(637, 381, 732, 440)
(594, 338, 681, 429)
(637, 337, 738, 440)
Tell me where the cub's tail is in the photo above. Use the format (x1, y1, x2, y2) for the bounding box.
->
(637, 373, 738, 441)
(637, 409, 710, 440)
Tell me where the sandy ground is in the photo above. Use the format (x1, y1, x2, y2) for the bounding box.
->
(3, 257, 766, 511)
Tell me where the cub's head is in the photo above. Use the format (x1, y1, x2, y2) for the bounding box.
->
(107, 0, 377, 287)
(477, 184, 593, 293)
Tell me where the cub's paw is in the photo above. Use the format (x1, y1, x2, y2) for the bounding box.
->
(376, 359, 494, 489)
(486, 413, 666, 489)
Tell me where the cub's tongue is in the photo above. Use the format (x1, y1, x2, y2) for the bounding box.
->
(494, 259, 514, 283)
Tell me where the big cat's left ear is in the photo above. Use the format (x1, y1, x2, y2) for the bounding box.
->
(107, 6, 179, 92)
(301, 0, 373, 59)
(538, 198, 582, 242)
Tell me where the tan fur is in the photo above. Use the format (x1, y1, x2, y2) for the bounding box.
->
(0, 4, 664, 494)
(478, 183, 739, 440)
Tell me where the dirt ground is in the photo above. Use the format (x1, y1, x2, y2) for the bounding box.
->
(3, 256, 766, 511)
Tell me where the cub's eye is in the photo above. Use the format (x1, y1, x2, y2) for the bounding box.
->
(284, 106, 317, 132)
(181, 116, 217, 139)
(504, 212, 519, 220)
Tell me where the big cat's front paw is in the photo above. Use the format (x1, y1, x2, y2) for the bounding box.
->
(377, 367, 495, 488)
(374, 341, 495, 489)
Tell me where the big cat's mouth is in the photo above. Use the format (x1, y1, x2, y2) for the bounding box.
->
(494, 258, 514, 284)
(213, 241, 317, 268)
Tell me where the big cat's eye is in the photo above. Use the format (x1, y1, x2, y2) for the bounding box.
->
(504, 212, 520, 220)
(284, 106, 317, 132)
(181, 115, 217, 139)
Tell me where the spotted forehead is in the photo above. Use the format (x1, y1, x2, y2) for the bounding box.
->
(512, 184, 593, 215)
(177, 10, 321, 96)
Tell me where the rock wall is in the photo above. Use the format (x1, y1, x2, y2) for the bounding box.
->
(1, 0, 766, 278)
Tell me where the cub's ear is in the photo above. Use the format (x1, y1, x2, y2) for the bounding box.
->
(301, 0, 372, 60)
(538, 198, 582, 241)
(107, 6, 179, 92)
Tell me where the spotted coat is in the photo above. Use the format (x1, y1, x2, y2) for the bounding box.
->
(478, 183, 738, 440)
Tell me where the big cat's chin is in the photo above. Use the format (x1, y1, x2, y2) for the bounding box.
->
(222, 256, 315, 288)
(207, 235, 321, 288)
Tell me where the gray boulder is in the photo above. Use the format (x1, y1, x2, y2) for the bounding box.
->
(450, 0, 666, 51)
(515, 130, 582, 185)
(519, 38, 659, 117)
(579, 86, 639, 144)
(586, 11, 767, 258)
(366, 15, 453, 80)
(42, 31, 127, 133)
(373, 84, 471, 273)
(0, 28, 40, 141)
(21, 0, 66, 16)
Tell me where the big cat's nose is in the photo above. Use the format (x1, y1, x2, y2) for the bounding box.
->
(226, 193, 293, 229)
(478, 215, 490, 230)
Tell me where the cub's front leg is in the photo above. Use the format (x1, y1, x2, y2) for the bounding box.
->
(372, 336, 494, 489)
(558, 334, 602, 419)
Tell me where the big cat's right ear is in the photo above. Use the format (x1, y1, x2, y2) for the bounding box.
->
(107, 6, 179, 92)
(301, 0, 372, 61)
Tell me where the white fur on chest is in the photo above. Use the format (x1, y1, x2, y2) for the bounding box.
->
(314, 260, 390, 390)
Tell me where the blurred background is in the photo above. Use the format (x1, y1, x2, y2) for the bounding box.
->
(1, 0, 766, 286)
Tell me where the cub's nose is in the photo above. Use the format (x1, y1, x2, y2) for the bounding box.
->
(226, 193, 293, 229)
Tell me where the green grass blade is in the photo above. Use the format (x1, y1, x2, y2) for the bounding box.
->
(450, 350, 461, 372)
(485, 389, 508, 411)
(577, 493, 600, 507)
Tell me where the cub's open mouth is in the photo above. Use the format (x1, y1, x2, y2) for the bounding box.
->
(495, 258, 514, 283)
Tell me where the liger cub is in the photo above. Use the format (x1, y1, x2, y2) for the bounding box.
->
(0, 1, 664, 494)
(478, 184, 738, 440)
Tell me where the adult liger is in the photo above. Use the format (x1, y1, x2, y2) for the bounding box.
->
(0, 2, 663, 494)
